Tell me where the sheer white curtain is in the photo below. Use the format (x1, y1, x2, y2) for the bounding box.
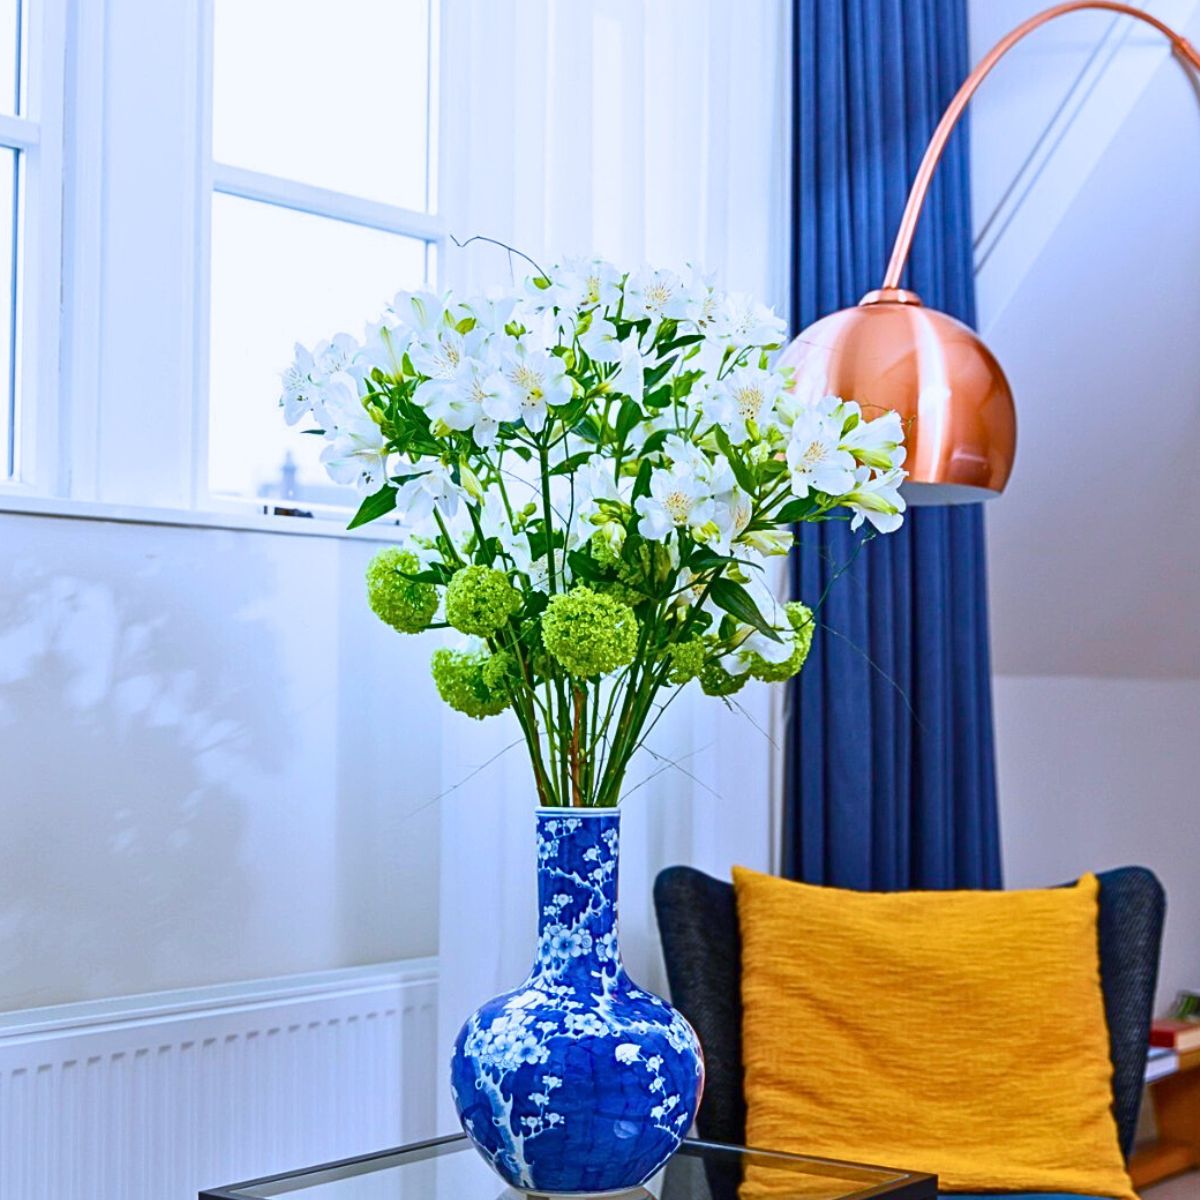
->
(432, 0, 791, 1127)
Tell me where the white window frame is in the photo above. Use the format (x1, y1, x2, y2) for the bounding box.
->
(0, 0, 65, 497)
(193, 0, 446, 521)
(0, 0, 444, 541)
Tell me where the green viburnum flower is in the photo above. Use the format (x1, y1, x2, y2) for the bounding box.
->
(667, 637, 707, 685)
(444, 565, 521, 636)
(430, 646, 512, 720)
(699, 654, 748, 697)
(745, 602, 815, 682)
(542, 585, 639, 678)
(366, 548, 438, 634)
(589, 527, 623, 569)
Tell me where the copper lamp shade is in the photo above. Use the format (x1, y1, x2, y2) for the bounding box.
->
(785, 1, 1200, 505)
(779, 290, 1016, 504)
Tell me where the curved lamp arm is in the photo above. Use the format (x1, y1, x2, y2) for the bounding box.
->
(881, 0, 1200, 292)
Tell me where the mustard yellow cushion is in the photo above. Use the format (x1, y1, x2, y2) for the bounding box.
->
(733, 868, 1134, 1200)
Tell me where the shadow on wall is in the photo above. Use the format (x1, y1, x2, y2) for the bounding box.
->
(0, 521, 288, 1010)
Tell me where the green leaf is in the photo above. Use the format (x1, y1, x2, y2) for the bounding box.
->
(713, 428, 757, 494)
(615, 399, 643, 443)
(776, 495, 819, 524)
(631, 458, 653, 503)
(709, 577, 782, 642)
(643, 357, 676, 390)
(347, 484, 398, 530)
(660, 333, 705, 355)
(643, 385, 672, 409)
(566, 549, 610, 583)
(641, 429, 669, 457)
(549, 450, 596, 477)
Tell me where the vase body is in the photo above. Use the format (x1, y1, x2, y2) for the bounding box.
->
(450, 808, 704, 1197)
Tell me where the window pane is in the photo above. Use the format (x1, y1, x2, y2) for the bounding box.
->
(0, 149, 15, 478)
(212, 0, 432, 211)
(0, 0, 18, 116)
(207, 194, 427, 503)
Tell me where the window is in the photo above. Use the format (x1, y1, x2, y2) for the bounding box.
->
(0, 0, 63, 489)
(205, 0, 441, 512)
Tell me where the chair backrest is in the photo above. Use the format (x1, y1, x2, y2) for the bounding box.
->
(653, 865, 1164, 1160)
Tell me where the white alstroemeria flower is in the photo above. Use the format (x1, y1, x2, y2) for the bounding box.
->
(389, 290, 451, 337)
(660, 436, 736, 496)
(635, 465, 717, 542)
(313, 332, 360, 379)
(845, 467, 907, 534)
(463, 293, 519, 338)
(395, 458, 462, 525)
(623, 267, 695, 323)
(309, 370, 363, 433)
(574, 455, 622, 519)
(502, 345, 572, 433)
(706, 486, 753, 555)
(408, 326, 484, 381)
(551, 257, 623, 312)
(579, 316, 623, 364)
(683, 265, 720, 326)
(610, 340, 646, 405)
(356, 320, 410, 380)
(710, 293, 786, 347)
(786, 404, 857, 498)
(320, 431, 387, 493)
(414, 358, 515, 445)
(704, 366, 784, 444)
(842, 407, 907, 471)
(280, 343, 317, 425)
(310, 372, 387, 492)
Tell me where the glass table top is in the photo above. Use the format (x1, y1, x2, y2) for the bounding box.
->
(200, 1133, 936, 1200)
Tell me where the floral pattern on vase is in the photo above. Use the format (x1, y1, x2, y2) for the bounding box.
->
(450, 808, 704, 1196)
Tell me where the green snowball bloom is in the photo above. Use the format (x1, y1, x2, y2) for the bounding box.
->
(430, 646, 513, 719)
(444, 565, 521, 636)
(589, 527, 623, 569)
(667, 637, 707, 685)
(699, 655, 748, 697)
(542, 586, 639, 678)
(746, 602, 815, 682)
(366, 548, 438, 634)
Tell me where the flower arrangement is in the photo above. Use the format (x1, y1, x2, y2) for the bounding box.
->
(280, 259, 906, 808)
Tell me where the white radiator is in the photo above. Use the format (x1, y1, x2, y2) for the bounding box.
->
(0, 960, 439, 1200)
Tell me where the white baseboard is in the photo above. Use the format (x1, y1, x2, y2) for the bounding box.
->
(0, 960, 440, 1200)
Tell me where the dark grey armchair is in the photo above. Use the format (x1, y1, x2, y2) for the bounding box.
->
(653, 865, 1165, 1162)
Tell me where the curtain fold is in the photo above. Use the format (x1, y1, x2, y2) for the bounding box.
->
(784, 0, 1002, 891)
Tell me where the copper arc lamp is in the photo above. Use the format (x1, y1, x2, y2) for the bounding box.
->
(780, 1, 1200, 504)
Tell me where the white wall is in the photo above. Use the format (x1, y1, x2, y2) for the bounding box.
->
(969, 0, 1200, 1004)
(0, 510, 440, 1010)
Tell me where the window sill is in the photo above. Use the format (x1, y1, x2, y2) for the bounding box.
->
(0, 491, 405, 543)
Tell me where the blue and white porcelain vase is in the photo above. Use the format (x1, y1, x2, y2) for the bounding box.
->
(450, 807, 704, 1197)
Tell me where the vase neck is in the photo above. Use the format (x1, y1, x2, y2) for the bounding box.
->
(533, 809, 621, 979)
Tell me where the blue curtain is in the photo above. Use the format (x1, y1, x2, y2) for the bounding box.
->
(783, 0, 1002, 890)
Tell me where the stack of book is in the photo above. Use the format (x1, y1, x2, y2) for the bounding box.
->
(1145, 991, 1200, 1082)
